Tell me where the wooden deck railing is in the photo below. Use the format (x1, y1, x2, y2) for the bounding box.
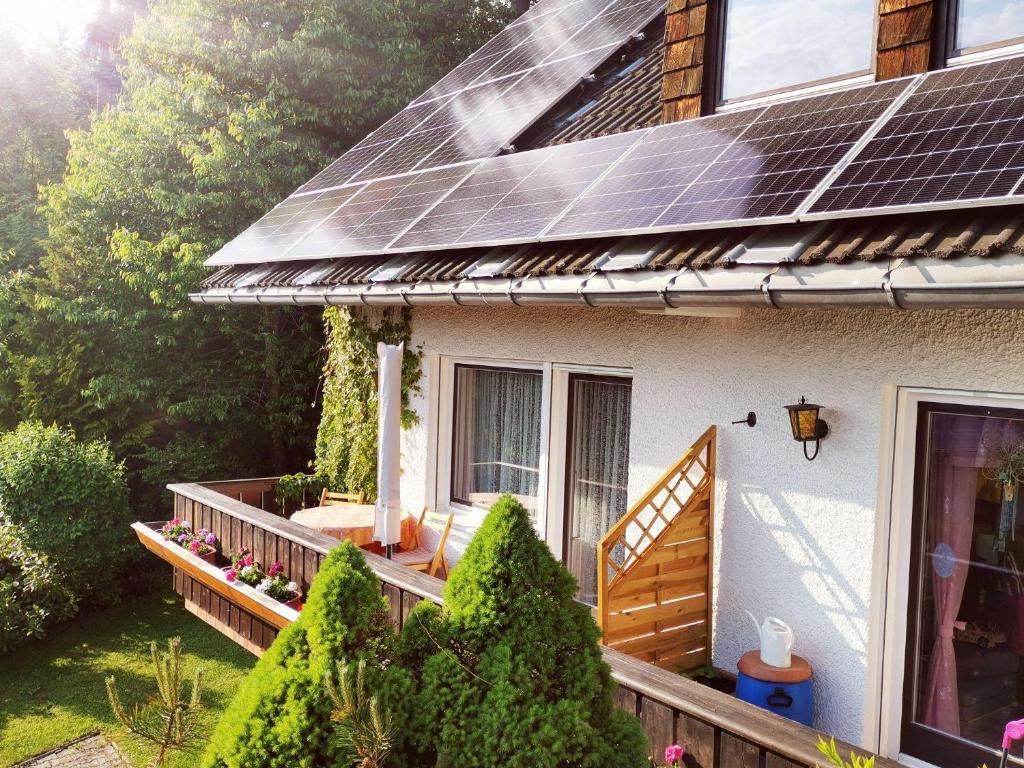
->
(148, 479, 904, 768)
(599, 426, 715, 671)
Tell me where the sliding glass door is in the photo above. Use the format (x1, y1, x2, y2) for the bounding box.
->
(564, 374, 632, 606)
(903, 402, 1024, 768)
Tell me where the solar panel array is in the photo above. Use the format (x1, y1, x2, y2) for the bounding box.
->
(208, 186, 365, 265)
(395, 131, 645, 249)
(808, 56, 1024, 215)
(210, 50, 1024, 269)
(208, 165, 479, 265)
(293, 0, 663, 195)
(550, 78, 911, 237)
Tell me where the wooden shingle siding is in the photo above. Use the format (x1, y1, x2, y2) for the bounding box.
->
(876, 0, 936, 79)
(661, 0, 709, 122)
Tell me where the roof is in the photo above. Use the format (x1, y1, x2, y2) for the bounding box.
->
(200, 206, 1024, 290)
(195, 6, 1024, 310)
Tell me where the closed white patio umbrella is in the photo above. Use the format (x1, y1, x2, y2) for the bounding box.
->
(374, 341, 403, 557)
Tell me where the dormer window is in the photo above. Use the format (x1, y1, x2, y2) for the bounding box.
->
(950, 0, 1024, 59)
(718, 0, 876, 105)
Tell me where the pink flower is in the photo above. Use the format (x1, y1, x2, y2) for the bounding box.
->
(241, 555, 254, 567)
(665, 745, 685, 765)
(189, 540, 201, 554)
(226, 570, 236, 582)
(269, 562, 284, 577)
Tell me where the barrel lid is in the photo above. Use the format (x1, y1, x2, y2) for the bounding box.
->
(738, 651, 812, 683)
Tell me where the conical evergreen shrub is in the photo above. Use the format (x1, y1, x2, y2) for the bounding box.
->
(391, 494, 649, 768)
(203, 541, 392, 768)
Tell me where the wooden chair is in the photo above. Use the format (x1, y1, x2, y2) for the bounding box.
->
(319, 488, 365, 507)
(391, 508, 454, 579)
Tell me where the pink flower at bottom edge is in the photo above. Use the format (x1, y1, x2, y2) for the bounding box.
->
(226, 570, 236, 582)
(665, 745, 685, 765)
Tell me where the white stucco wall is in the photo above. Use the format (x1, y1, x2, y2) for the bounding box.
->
(397, 303, 1024, 745)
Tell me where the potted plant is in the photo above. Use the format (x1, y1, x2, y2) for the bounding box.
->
(224, 549, 302, 610)
(159, 519, 219, 565)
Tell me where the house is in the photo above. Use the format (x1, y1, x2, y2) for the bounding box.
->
(159, 1, 1024, 766)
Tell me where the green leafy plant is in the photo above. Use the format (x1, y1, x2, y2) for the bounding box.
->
(315, 307, 422, 501)
(326, 658, 396, 768)
(390, 494, 649, 768)
(816, 737, 876, 768)
(275, 472, 326, 507)
(0, 421, 132, 604)
(203, 541, 393, 768)
(0, 521, 77, 652)
(106, 637, 204, 768)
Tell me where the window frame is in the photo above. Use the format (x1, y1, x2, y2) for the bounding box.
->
(710, 0, 879, 110)
(448, 361, 547, 513)
(899, 400, 1024, 768)
(435, 356, 552, 536)
(939, 0, 1024, 65)
(873, 386, 1024, 765)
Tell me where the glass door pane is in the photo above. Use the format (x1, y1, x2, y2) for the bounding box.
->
(904, 404, 1024, 767)
(564, 375, 632, 606)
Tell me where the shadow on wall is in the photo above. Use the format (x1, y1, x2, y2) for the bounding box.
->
(716, 477, 872, 743)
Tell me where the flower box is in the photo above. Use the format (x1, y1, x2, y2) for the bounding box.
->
(131, 521, 300, 630)
(223, 554, 303, 612)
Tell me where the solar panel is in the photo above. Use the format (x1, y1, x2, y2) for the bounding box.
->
(206, 186, 365, 266)
(291, 0, 661, 195)
(394, 131, 645, 249)
(544, 111, 758, 236)
(350, 77, 518, 183)
(549, 0, 664, 62)
(808, 57, 1024, 216)
(654, 78, 912, 227)
(411, 0, 602, 105)
(283, 164, 480, 259)
(292, 100, 450, 195)
(547, 78, 912, 237)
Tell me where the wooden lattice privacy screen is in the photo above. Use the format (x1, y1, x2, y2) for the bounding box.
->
(598, 426, 716, 671)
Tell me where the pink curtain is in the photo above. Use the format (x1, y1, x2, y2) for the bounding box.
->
(919, 414, 988, 734)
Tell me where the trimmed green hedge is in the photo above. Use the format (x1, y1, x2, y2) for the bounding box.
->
(0, 421, 131, 604)
(203, 541, 392, 768)
(390, 495, 650, 768)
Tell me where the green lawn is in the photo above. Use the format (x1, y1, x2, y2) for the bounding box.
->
(0, 588, 256, 767)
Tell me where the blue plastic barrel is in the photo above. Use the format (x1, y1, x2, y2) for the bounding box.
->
(735, 673, 814, 726)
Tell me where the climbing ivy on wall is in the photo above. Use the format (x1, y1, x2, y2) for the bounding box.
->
(311, 306, 421, 502)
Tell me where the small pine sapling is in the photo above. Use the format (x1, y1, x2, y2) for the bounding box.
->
(326, 659, 395, 768)
(106, 637, 203, 768)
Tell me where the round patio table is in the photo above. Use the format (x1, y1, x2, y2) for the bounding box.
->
(289, 504, 416, 550)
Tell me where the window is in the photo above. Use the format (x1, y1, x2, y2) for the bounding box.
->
(952, 0, 1024, 57)
(902, 402, 1024, 768)
(451, 365, 543, 516)
(564, 374, 632, 606)
(719, 0, 875, 104)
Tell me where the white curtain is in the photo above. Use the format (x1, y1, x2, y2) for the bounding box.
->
(452, 366, 542, 512)
(568, 378, 632, 606)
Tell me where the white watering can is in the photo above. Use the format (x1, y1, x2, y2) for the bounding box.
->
(746, 610, 795, 668)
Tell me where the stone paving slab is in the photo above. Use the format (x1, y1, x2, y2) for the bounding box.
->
(14, 732, 131, 768)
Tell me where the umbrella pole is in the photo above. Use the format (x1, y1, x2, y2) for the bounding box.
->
(386, 544, 394, 560)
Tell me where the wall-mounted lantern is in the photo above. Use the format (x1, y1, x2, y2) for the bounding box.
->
(784, 397, 829, 461)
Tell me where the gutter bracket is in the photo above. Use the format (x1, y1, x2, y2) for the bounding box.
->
(658, 271, 683, 309)
(760, 270, 780, 308)
(881, 257, 905, 310)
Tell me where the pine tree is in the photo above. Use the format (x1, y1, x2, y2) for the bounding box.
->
(106, 637, 204, 768)
(392, 494, 650, 768)
(203, 541, 393, 768)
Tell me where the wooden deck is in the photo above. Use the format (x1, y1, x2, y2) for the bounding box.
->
(146, 479, 905, 768)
